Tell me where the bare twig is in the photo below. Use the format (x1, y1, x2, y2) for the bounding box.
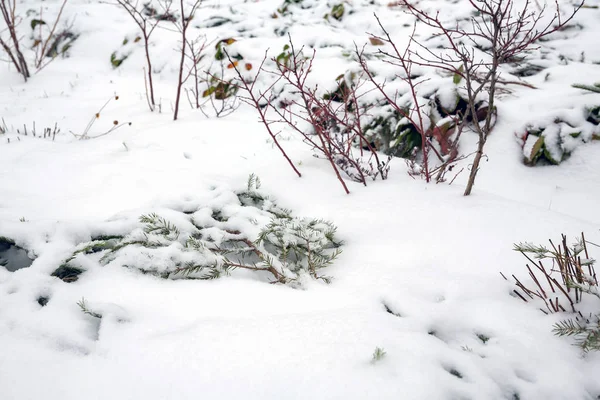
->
(226, 51, 302, 178)
(34, 0, 69, 70)
(398, 0, 582, 195)
(509, 233, 597, 315)
(113, 0, 172, 111)
(0, 0, 30, 80)
(173, 0, 202, 121)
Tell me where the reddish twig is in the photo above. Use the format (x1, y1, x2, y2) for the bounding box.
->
(34, 0, 68, 70)
(113, 0, 173, 111)
(226, 51, 302, 178)
(0, 0, 30, 80)
(173, 0, 202, 121)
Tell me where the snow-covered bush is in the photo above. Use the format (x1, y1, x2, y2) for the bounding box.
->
(110, 37, 136, 68)
(325, 3, 345, 22)
(360, 0, 581, 194)
(509, 233, 600, 352)
(361, 88, 480, 161)
(519, 108, 600, 165)
(0, 0, 72, 81)
(52, 175, 342, 286)
(229, 41, 391, 194)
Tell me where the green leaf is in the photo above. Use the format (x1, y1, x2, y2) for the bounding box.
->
(526, 135, 545, 164)
(331, 4, 345, 21)
(202, 86, 216, 98)
(110, 52, 127, 68)
(542, 143, 562, 165)
(453, 65, 464, 85)
(30, 19, 46, 30)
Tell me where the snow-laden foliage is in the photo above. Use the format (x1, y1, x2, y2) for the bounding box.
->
(512, 234, 600, 352)
(52, 175, 342, 285)
(520, 106, 600, 165)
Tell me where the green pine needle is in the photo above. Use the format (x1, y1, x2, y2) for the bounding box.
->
(140, 213, 180, 239)
(572, 83, 600, 93)
(77, 298, 102, 319)
(371, 347, 386, 363)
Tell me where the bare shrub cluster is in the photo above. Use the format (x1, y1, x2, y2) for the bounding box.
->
(1, 0, 71, 81)
(506, 233, 600, 352)
(224, 0, 582, 194)
(360, 0, 582, 195)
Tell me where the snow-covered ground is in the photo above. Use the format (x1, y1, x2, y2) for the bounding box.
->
(1, 0, 599, 399)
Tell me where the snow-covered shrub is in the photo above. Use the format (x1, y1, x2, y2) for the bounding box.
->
(140, 1, 177, 22)
(33, 26, 78, 63)
(519, 109, 600, 165)
(196, 38, 243, 115)
(110, 36, 137, 68)
(276, 0, 304, 16)
(275, 0, 346, 21)
(553, 303, 600, 353)
(362, 0, 581, 194)
(325, 3, 345, 21)
(230, 41, 390, 194)
(214, 38, 239, 62)
(112, 0, 175, 111)
(52, 175, 342, 286)
(361, 89, 476, 160)
(0, 0, 71, 80)
(509, 233, 600, 352)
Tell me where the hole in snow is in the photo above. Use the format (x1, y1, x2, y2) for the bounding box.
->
(37, 296, 50, 307)
(443, 366, 464, 379)
(0, 237, 34, 272)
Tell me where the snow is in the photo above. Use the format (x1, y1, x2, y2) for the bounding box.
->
(1, 0, 600, 399)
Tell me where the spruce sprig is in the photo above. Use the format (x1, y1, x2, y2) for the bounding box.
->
(55, 175, 343, 286)
(553, 316, 600, 353)
(572, 83, 600, 93)
(140, 213, 180, 239)
(77, 297, 102, 319)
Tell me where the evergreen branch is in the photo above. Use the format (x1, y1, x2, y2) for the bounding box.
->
(77, 298, 102, 319)
(553, 318, 586, 337)
(171, 260, 225, 279)
(511, 233, 600, 352)
(553, 316, 600, 352)
(513, 242, 550, 259)
(572, 83, 600, 93)
(577, 330, 600, 352)
(140, 213, 180, 239)
(55, 178, 343, 287)
(567, 281, 600, 300)
(247, 173, 262, 191)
